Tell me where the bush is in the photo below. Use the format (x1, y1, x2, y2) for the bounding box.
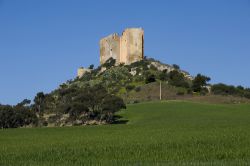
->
(159, 72, 168, 81)
(145, 74, 156, 84)
(150, 65, 157, 71)
(102, 58, 116, 69)
(211, 83, 250, 99)
(176, 88, 186, 96)
(53, 84, 126, 124)
(126, 85, 135, 91)
(173, 64, 180, 70)
(169, 70, 189, 88)
(211, 83, 238, 96)
(192, 74, 211, 93)
(0, 105, 38, 129)
(135, 86, 141, 92)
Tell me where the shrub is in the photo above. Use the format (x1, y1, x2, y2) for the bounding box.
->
(135, 86, 141, 92)
(102, 58, 116, 69)
(211, 83, 250, 99)
(176, 88, 186, 96)
(126, 85, 135, 91)
(169, 70, 190, 88)
(150, 65, 157, 71)
(0, 105, 38, 129)
(173, 64, 180, 70)
(145, 74, 156, 84)
(192, 74, 211, 92)
(211, 83, 237, 95)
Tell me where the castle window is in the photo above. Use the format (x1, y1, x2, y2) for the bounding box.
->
(110, 49, 112, 51)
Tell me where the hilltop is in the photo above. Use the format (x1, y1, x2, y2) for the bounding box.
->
(73, 57, 193, 103)
(1, 57, 250, 129)
(70, 57, 250, 104)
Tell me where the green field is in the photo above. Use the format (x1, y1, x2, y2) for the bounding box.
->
(1, 101, 250, 165)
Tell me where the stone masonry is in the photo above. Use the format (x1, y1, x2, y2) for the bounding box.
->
(100, 28, 144, 65)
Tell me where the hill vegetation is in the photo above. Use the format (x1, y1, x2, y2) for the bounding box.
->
(1, 57, 250, 128)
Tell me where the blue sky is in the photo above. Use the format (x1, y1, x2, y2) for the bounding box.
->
(0, 0, 249, 105)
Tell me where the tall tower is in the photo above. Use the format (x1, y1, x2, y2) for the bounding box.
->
(100, 28, 144, 65)
(120, 28, 144, 65)
(100, 33, 120, 65)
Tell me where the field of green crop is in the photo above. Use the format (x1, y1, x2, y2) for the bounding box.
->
(1, 101, 250, 165)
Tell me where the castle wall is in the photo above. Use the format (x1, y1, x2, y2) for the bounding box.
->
(100, 33, 120, 65)
(120, 32, 128, 64)
(77, 67, 91, 78)
(120, 28, 144, 65)
(100, 28, 144, 65)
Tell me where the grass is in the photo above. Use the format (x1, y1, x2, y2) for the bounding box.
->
(1, 101, 250, 165)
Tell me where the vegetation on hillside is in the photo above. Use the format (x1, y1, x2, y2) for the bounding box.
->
(0, 84, 126, 128)
(211, 83, 250, 99)
(1, 57, 250, 128)
(0, 100, 37, 128)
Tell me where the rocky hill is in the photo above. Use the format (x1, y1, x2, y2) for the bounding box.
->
(1, 57, 250, 128)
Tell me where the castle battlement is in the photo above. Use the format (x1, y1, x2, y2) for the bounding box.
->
(100, 28, 144, 65)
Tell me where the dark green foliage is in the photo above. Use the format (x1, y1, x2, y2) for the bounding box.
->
(169, 70, 189, 88)
(176, 89, 186, 95)
(211, 83, 250, 99)
(129, 60, 149, 71)
(88, 64, 94, 69)
(100, 95, 126, 122)
(135, 67, 141, 75)
(244, 90, 250, 99)
(173, 64, 180, 70)
(18, 99, 31, 105)
(68, 103, 89, 121)
(150, 65, 157, 71)
(159, 72, 168, 81)
(126, 85, 135, 91)
(192, 74, 211, 92)
(50, 84, 126, 124)
(0, 104, 38, 129)
(102, 58, 116, 69)
(212, 83, 239, 96)
(33, 92, 46, 116)
(145, 74, 156, 84)
(135, 86, 141, 92)
(237, 85, 244, 90)
(91, 66, 102, 76)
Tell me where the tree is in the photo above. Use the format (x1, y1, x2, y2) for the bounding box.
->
(17, 99, 31, 107)
(103, 58, 116, 69)
(89, 64, 94, 69)
(101, 95, 126, 122)
(54, 84, 126, 124)
(0, 105, 15, 128)
(0, 104, 38, 129)
(145, 74, 156, 84)
(169, 70, 189, 88)
(192, 74, 211, 92)
(159, 72, 168, 81)
(173, 64, 180, 70)
(34, 92, 46, 116)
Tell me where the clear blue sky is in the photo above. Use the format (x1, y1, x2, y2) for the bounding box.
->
(0, 0, 249, 105)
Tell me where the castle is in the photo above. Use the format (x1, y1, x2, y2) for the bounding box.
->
(100, 28, 144, 65)
(78, 28, 144, 78)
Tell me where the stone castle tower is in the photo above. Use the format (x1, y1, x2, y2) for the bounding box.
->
(100, 28, 144, 65)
